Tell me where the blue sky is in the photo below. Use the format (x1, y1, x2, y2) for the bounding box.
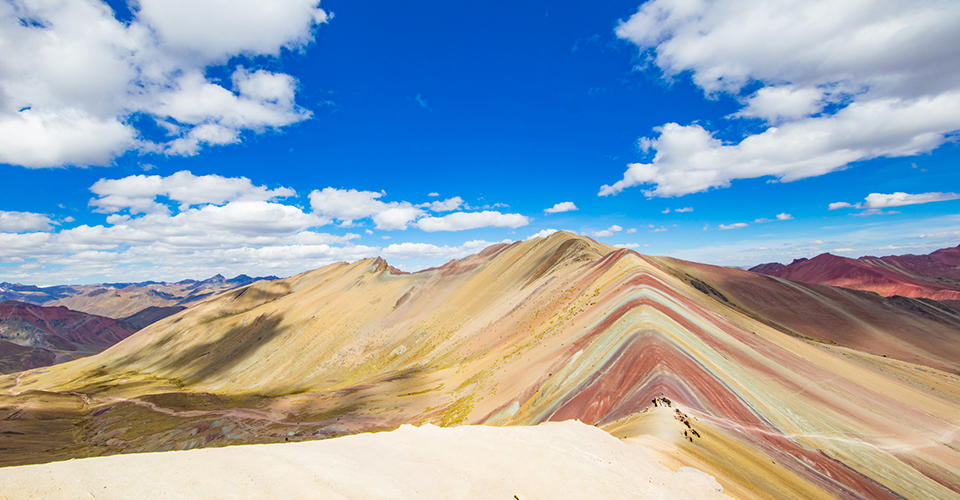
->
(1, 0, 959, 284)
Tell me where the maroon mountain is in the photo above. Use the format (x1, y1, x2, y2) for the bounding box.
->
(750, 245, 960, 300)
(0, 301, 139, 374)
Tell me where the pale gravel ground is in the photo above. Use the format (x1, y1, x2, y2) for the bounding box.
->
(0, 420, 727, 499)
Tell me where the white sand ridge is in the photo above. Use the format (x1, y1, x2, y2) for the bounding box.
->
(0, 420, 727, 499)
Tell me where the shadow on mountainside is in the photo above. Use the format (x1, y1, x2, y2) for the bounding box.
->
(108, 313, 288, 388)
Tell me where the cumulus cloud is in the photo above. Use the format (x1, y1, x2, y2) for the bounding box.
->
(831, 191, 960, 215)
(421, 197, 464, 212)
(0, 0, 327, 168)
(309, 188, 528, 232)
(732, 86, 824, 123)
(603, 0, 960, 197)
(755, 213, 794, 223)
(89, 170, 296, 214)
(416, 211, 530, 232)
(309, 188, 394, 223)
(0, 174, 534, 283)
(0, 203, 363, 282)
(861, 192, 960, 209)
(675, 207, 693, 213)
(719, 223, 748, 230)
(380, 239, 505, 261)
(591, 224, 623, 238)
(308, 188, 427, 230)
(373, 206, 425, 231)
(0, 211, 54, 232)
(526, 228, 559, 240)
(544, 202, 578, 214)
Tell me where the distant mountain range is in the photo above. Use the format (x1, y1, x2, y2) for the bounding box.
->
(750, 245, 960, 300)
(0, 274, 278, 373)
(2, 233, 958, 498)
(0, 274, 279, 320)
(0, 301, 139, 374)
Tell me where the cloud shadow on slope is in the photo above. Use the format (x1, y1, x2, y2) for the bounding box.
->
(107, 313, 288, 390)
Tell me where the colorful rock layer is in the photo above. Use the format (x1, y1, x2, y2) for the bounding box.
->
(751, 245, 960, 301)
(2, 232, 959, 499)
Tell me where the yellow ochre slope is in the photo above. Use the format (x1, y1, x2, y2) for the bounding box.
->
(2, 231, 959, 499)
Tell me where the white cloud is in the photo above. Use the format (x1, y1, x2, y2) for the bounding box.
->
(719, 223, 748, 230)
(830, 191, 960, 215)
(0, 211, 54, 232)
(917, 231, 960, 240)
(616, 0, 960, 98)
(755, 213, 794, 223)
(0, 200, 363, 281)
(861, 192, 960, 209)
(307, 187, 425, 230)
(591, 224, 623, 238)
(373, 205, 424, 231)
(544, 202, 578, 214)
(626, 228, 637, 234)
(308, 188, 390, 222)
(421, 197, 464, 212)
(0, 0, 327, 168)
(150, 69, 310, 156)
(378, 239, 511, 263)
(615, 243, 640, 249)
(0, 110, 137, 168)
(136, 0, 326, 63)
(661, 208, 670, 214)
(604, 0, 960, 197)
(428, 192, 440, 197)
(310, 188, 529, 232)
(90, 171, 296, 214)
(732, 86, 824, 123)
(829, 202, 853, 210)
(526, 229, 558, 240)
(416, 211, 530, 232)
(675, 207, 693, 213)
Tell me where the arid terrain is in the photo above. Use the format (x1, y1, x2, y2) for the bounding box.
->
(0, 274, 278, 322)
(1, 232, 959, 499)
(751, 245, 960, 301)
(0, 301, 139, 374)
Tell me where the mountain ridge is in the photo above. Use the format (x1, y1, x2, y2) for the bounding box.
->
(750, 245, 960, 300)
(1, 232, 958, 499)
(0, 300, 140, 373)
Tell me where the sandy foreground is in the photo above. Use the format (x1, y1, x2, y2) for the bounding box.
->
(0, 420, 727, 499)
